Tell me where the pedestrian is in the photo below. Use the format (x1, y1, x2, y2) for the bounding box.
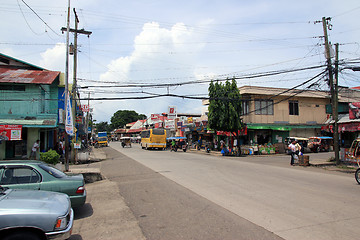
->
(295, 141, 302, 156)
(288, 140, 296, 165)
(30, 140, 40, 160)
(171, 139, 176, 152)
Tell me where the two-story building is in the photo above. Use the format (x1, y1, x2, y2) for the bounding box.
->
(238, 86, 331, 144)
(0, 53, 60, 160)
(203, 85, 359, 146)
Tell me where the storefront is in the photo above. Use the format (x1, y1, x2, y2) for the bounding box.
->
(0, 119, 58, 160)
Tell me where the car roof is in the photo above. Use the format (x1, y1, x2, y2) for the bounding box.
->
(0, 160, 43, 165)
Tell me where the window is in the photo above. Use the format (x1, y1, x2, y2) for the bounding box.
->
(0, 167, 40, 185)
(152, 129, 165, 135)
(289, 101, 299, 115)
(141, 130, 150, 138)
(241, 100, 250, 115)
(40, 88, 46, 113)
(0, 85, 25, 91)
(255, 99, 273, 115)
(39, 164, 66, 178)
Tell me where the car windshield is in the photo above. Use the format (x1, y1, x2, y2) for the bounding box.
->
(39, 164, 67, 178)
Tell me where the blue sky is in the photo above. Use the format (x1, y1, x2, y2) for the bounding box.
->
(1, 0, 360, 123)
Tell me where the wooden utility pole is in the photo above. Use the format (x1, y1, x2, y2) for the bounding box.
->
(64, 0, 71, 172)
(72, 9, 80, 164)
(86, 92, 90, 143)
(334, 43, 340, 165)
(61, 9, 92, 165)
(322, 17, 339, 164)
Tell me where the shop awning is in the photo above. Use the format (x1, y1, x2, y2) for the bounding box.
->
(247, 124, 322, 131)
(247, 125, 291, 131)
(0, 119, 57, 128)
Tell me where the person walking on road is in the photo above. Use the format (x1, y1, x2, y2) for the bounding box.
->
(30, 140, 40, 160)
(288, 140, 296, 166)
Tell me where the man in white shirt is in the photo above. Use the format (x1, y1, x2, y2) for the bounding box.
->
(288, 140, 296, 165)
(30, 140, 40, 160)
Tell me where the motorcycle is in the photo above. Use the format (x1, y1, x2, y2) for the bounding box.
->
(205, 145, 211, 153)
(170, 145, 178, 152)
(182, 142, 188, 152)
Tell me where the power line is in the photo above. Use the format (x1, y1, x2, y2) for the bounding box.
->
(19, 0, 61, 36)
(77, 64, 328, 89)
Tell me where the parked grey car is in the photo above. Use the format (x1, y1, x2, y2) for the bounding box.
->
(0, 186, 73, 240)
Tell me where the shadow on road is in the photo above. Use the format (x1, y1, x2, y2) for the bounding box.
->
(73, 203, 94, 220)
(69, 234, 83, 240)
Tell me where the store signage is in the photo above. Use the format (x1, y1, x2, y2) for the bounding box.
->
(0, 125, 22, 141)
(81, 104, 89, 112)
(349, 102, 360, 119)
(151, 114, 160, 121)
(168, 106, 177, 120)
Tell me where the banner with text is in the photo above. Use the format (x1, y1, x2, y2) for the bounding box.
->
(0, 125, 22, 141)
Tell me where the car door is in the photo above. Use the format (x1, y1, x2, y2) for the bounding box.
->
(0, 166, 41, 190)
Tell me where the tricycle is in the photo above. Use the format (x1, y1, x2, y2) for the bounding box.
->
(308, 136, 333, 153)
(347, 138, 360, 184)
(120, 137, 132, 148)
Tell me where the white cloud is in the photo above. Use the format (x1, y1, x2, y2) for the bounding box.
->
(39, 43, 66, 71)
(93, 22, 207, 122)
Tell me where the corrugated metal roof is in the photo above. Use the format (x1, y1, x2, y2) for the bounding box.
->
(0, 68, 60, 84)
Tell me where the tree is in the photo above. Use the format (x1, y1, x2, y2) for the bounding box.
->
(110, 110, 146, 129)
(96, 121, 110, 132)
(208, 78, 243, 155)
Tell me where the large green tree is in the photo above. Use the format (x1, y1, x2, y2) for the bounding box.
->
(96, 121, 111, 132)
(110, 110, 146, 129)
(208, 78, 243, 154)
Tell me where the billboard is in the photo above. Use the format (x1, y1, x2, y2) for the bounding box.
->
(0, 125, 22, 141)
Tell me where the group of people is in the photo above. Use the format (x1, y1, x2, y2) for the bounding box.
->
(288, 140, 302, 165)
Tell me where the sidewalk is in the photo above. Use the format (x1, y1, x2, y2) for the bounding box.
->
(68, 147, 146, 240)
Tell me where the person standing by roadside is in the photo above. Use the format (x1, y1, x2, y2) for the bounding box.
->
(295, 141, 302, 156)
(30, 140, 40, 160)
(288, 140, 296, 165)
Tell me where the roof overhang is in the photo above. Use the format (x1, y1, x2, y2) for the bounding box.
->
(0, 119, 57, 128)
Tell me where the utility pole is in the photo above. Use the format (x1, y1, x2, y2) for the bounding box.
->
(321, 17, 339, 164)
(334, 43, 340, 165)
(86, 92, 90, 144)
(61, 9, 92, 165)
(64, 0, 71, 172)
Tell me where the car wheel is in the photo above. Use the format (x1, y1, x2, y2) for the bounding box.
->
(3, 231, 42, 240)
(355, 168, 360, 184)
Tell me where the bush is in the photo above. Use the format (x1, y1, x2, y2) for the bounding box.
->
(40, 149, 60, 165)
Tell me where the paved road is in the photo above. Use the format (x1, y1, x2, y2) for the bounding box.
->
(108, 142, 359, 240)
(101, 145, 283, 240)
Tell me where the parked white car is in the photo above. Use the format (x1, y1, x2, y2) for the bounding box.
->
(0, 186, 73, 240)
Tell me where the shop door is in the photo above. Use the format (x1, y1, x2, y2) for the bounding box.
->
(5, 141, 15, 159)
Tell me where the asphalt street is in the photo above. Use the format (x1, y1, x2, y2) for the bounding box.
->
(108, 142, 359, 240)
(101, 145, 283, 240)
